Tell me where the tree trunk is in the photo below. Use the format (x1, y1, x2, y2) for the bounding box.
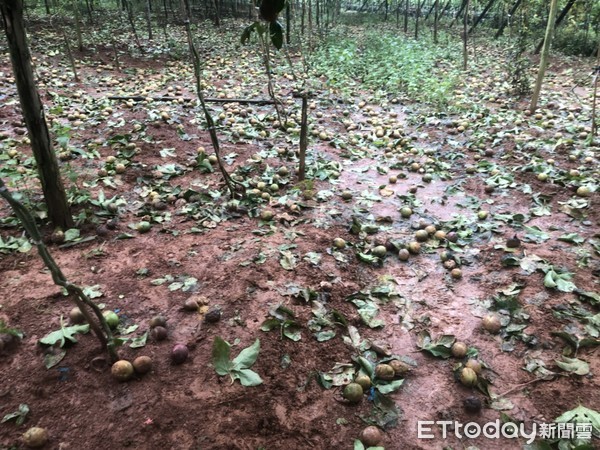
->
(1, 0, 73, 230)
(83, 0, 93, 24)
(589, 41, 600, 139)
(308, 0, 312, 36)
(414, 0, 422, 39)
(73, 0, 83, 51)
(146, 0, 153, 40)
(124, 0, 144, 53)
(424, 0, 436, 21)
(403, 0, 408, 33)
(286, 1, 290, 44)
(494, 0, 523, 39)
(111, 35, 121, 71)
(213, 0, 220, 26)
(582, 0, 592, 43)
(534, 0, 577, 55)
(301, 0, 305, 35)
(529, 0, 558, 112)
(463, 0, 468, 70)
(61, 29, 79, 81)
(433, 0, 439, 43)
(468, 0, 495, 34)
(298, 94, 308, 181)
(449, 0, 466, 28)
(440, 0, 451, 18)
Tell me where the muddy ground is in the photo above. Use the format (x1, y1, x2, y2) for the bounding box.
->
(1, 18, 599, 450)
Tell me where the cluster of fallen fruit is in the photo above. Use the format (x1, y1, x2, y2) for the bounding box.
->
(9, 228, 505, 449)
(59, 304, 194, 382)
(335, 312, 504, 448)
(13, 303, 222, 448)
(13, 303, 501, 448)
(109, 313, 190, 381)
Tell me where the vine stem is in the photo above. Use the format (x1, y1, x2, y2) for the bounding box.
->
(0, 178, 118, 362)
(183, 16, 245, 199)
(258, 27, 287, 127)
(496, 375, 561, 399)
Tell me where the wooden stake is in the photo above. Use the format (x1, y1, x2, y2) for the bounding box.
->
(298, 94, 308, 181)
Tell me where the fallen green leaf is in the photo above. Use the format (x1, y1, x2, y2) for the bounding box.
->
(39, 319, 90, 348)
(555, 357, 590, 376)
(1, 404, 29, 425)
(211, 337, 263, 386)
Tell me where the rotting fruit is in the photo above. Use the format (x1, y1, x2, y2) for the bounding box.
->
(465, 359, 482, 374)
(482, 313, 502, 334)
(151, 326, 168, 341)
(372, 245, 387, 257)
(400, 206, 412, 218)
(333, 238, 346, 249)
(434, 230, 446, 240)
(450, 268, 462, 279)
(133, 356, 152, 374)
(451, 342, 468, 358)
(183, 298, 199, 311)
(343, 382, 363, 403)
(361, 426, 383, 446)
(389, 359, 411, 376)
(69, 307, 86, 324)
(464, 396, 482, 413)
(375, 363, 395, 380)
(260, 210, 274, 221)
(407, 241, 421, 254)
(171, 344, 189, 364)
(149, 315, 167, 328)
(398, 248, 410, 261)
(576, 186, 591, 197)
(460, 367, 478, 387)
(111, 360, 134, 381)
(355, 374, 371, 391)
(103, 310, 119, 329)
(415, 229, 429, 242)
(136, 221, 151, 233)
(22, 427, 48, 448)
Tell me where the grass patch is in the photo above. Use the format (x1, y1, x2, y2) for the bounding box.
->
(311, 27, 462, 107)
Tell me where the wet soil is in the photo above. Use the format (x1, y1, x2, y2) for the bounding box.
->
(1, 19, 599, 450)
